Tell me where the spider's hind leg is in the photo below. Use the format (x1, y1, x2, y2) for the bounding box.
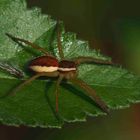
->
(7, 72, 47, 96)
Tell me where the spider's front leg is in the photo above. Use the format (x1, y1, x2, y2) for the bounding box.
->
(58, 59, 109, 113)
(70, 78, 109, 114)
(54, 75, 64, 112)
(72, 56, 113, 66)
(56, 21, 64, 59)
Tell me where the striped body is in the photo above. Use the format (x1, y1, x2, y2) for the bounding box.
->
(29, 56, 77, 74)
(29, 56, 59, 73)
(58, 60, 76, 72)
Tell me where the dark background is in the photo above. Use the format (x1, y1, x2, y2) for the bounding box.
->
(1, 0, 140, 140)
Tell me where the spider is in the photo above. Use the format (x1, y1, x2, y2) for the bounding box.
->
(6, 22, 113, 114)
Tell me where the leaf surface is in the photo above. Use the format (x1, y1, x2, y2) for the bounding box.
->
(0, 0, 140, 128)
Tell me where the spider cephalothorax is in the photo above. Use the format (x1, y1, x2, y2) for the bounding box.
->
(6, 22, 113, 114)
(59, 60, 77, 72)
(58, 60, 77, 80)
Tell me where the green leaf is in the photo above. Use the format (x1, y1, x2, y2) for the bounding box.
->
(0, 0, 140, 128)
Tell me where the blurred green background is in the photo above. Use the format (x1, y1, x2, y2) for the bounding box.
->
(0, 0, 140, 140)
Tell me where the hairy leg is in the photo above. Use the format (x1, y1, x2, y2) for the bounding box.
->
(70, 78, 109, 114)
(73, 56, 113, 66)
(56, 21, 64, 59)
(55, 75, 64, 112)
(6, 33, 50, 55)
(9, 72, 48, 96)
(0, 63, 24, 78)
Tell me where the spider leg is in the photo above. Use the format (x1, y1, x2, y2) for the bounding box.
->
(8, 72, 47, 96)
(70, 78, 109, 114)
(73, 56, 113, 66)
(0, 63, 24, 78)
(56, 21, 64, 59)
(6, 33, 50, 55)
(55, 75, 64, 112)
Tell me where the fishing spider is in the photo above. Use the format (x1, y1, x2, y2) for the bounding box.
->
(6, 22, 113, 113)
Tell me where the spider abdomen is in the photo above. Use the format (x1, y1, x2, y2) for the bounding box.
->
(29, 56, 59, 73)
(58, 60, 76, 72)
